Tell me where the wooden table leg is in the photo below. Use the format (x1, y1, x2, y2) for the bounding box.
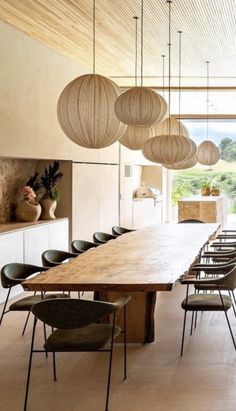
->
(97, 291, 157, 343)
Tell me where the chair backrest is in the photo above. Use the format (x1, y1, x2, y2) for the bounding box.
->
(93, 232, 117, 244)
(217, 264, 236, 290)
(1, 263, 47, 288)
(178, 219, 205, 223)
(32, 298, 123, 329)
(42, 250, 77, 267)
(71, 239, 99, 253)
(112, 226, 133, 236)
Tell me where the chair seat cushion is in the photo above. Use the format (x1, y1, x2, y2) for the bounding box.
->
(44, 323, 121, 352)
(181, 293, 232, 311)
(9, 293, 70, 311)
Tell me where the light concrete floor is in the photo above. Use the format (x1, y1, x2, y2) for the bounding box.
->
(1, 285, 236, 411)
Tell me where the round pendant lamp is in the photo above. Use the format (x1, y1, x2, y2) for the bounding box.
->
(57, 0, 126, 149)
(57, 74, 126, 148)
(197, 61, 220, 166)
(152, 117, 190, 138)
(142, 1, 195, 166)
(163, 153, 198, 170)
(114, 0, 168, 127)
(143, 134, 195, 165)
(119, 17, 153, 150)
(197, 140, 220, 166)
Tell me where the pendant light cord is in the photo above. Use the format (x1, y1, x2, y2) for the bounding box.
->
(167, 0, 172, 135)
(93, 0, 96, 74)
(141, 0, 144, 87)
(178, 30, 182, 135)
(134, 16, 139, 87)
(162, 54, 165, 98)
(206, 60, 210, 140)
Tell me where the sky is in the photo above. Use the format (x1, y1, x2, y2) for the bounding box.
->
(182, 120, 236, 145)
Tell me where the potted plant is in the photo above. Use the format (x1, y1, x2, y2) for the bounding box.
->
(40, 161, 63, 220)
(211, 182, 221, 196)
(200, 178, 211, 196)
(15, 185, 41, 222)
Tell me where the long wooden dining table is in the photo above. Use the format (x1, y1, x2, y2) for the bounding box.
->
(22, 223, 220, 343)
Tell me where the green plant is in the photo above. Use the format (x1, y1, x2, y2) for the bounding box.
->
(41, 161, 63, 200)
(200, 178, 211, 189)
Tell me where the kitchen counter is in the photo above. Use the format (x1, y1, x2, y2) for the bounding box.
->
(178, 195, 228, 224)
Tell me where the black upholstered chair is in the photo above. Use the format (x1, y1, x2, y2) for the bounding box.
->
(93, 232, 117, 244)
(112, 226, 134, 236)
(178, 219, 205, 223)
(0, 263, 69, 335)
(180, 265, 236, 356)
(42, 250, 78, 267)
(23, 296, 131, 411)
(71, 239, 99, 254)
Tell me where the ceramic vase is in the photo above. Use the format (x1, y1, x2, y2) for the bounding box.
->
(40, 198, 57, 220)
(15, 200, 41, 222)
(211, 189, 220, 196)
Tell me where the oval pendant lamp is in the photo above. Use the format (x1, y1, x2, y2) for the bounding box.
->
(114, 0, 167, 127)
(57, 0, 126, 149)
(164, 153, 198, 170)
(197, 61, 220, 165)
(119, 17, 154, 150)
(142, 1, 195, 166)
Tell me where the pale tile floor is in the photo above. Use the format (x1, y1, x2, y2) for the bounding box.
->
(1, 285, 236, 411)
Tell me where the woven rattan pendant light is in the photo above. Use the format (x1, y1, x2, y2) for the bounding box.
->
(114, 0, 167, 127)
(119, 17, 153, 150)
(143, 1, 195, 166)
(57, 0, 126, 149)
(162, 30, 197, 170)
(197, 61, 220, 165)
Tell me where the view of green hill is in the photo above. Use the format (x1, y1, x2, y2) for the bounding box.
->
(172, 139, 236, 212)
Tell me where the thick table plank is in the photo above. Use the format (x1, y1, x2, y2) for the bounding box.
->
(23, 223, 219, 293)
(22, 223, 219, 343)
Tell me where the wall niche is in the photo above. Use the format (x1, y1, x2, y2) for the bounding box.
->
(0, 158, 38, 223)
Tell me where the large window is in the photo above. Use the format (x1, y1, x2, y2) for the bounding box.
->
(172, 119, 236, 217)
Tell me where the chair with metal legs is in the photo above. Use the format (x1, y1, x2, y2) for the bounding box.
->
(180, 265, 236, 356)
(112, 226, 134, 236)
(42, 249, 78, 267)
(0, 263, 70, 336)
(23, 295, 131, 411)
(93, 232, 117, 244)
(71, 239, 99, 253)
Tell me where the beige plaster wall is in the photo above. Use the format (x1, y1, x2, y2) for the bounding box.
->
(0, 20, 119, 163)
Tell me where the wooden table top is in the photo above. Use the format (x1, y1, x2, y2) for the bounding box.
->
(22, 223, 219, 293)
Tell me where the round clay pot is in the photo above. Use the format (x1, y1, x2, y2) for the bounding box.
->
(201, 188, 210, 196)
(40, 198, 57, 220)
(211, 189, 220, 196)
(15, 200, 41, 222)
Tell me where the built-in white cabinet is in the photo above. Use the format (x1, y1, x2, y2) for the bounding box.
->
(0, 219, 68, 303)
(132, 199, 162, 229)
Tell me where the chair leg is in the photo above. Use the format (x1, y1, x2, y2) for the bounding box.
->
(0, 287, 11, 326)
(229, 290, 236, 318)
(52, 352, 57, 381)
(23, 317, 37, 411)
(180, 310, 188, 357)
(123, 305, 127, 380)
(190, 312, 194, 336)
(22, 311, 31, 336)
(218, 288, 236, 350)
(43, 323, 48, 358)
(105, 313, 116, 411)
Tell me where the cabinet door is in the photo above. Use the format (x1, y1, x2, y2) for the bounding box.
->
(24, 225, 49, 266)
(72, 164, 119, 241)
(48, 220, 69, 251)
(0, 231, 24, 303)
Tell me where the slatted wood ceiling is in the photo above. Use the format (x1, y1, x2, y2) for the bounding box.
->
(0, 0, 236, 87)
